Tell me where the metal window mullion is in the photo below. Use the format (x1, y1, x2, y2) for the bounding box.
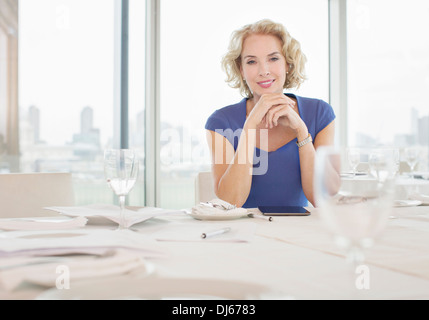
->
(120, 0, 129, 149)
(329, 0, 348, 148)
(113, 0, 129, 149)
(144, 0, 160, 207)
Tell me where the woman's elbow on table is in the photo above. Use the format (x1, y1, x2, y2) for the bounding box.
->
(215, 188, 249, 208)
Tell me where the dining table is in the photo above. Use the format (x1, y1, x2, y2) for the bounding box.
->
(1, 198, 429, 302)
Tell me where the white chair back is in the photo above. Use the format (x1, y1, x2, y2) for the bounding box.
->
(195, 171, 217, 204)
(0, 172, 75, 218)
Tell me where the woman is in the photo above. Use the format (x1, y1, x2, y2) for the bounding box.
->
(205, 19, 335, 208)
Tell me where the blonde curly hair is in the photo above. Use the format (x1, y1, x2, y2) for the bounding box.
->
(221, 19, 307, 98)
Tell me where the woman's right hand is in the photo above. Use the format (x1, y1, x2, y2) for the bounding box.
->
(245, 93, 295, 129)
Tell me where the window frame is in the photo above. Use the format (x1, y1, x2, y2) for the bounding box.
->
(140, 0, 347, 206)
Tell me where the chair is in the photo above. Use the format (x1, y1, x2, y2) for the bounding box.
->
(0, 172, 75, 218)
(195, 171, 217, 204)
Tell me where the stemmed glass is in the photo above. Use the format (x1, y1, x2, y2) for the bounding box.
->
(392, 148, 400, 177)
(404, 147, 420, 179)
(369, 148, 400, 180)
(346, 148, 360, 177)
(104, 149, 139, 229)
(314, 146, 395, 266)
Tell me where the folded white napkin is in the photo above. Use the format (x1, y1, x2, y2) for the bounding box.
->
(192, 199, 248, 216)
(0, 216, 87, 231)
(408, 192, 429, 205)
(45, 204, 183, 228)
(0, 249, 150, 291)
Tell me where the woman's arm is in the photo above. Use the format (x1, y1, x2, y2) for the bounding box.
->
(298, 121, 335, 206)
(205, 122, 257, 207)
(263, 95, 335, 206)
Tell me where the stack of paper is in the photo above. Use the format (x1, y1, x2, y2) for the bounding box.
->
(0, 229, 165, 258)
(0, 229, 164, 291)
(0, 249, 151, 291)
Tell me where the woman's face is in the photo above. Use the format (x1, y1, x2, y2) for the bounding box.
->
(240, 33, 287, 100)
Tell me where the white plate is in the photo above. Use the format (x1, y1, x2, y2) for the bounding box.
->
(187, 211, 249, 221)
(36, 276, 287, 300)
(394, 200, 422, 207)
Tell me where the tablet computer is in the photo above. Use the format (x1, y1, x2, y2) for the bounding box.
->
(258, 206, 310, 216)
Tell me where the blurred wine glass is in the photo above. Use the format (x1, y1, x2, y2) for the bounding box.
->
(392, 148, 400, 177)
(404, 147, 420, 178)
(346, 148, 360, 177)
(104, 149, 139, 229)
(369, 148, 398, 182)
(314, 146, 395, 265)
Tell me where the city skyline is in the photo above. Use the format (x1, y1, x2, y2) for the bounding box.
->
(24, 103, 429, 150)
(13, 102, 428, 193)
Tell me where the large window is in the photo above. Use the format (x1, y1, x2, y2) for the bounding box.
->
(15, 0, 147, 206)
(347, 0, 429, 170)
(12, 1, 428, 210)
(159, 0, 329, 209)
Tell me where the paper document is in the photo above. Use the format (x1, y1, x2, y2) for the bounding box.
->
(0, 216, 87, 231)
(0, 249, 151, 292)
(45, 204, 183, 228)
(0, 229, 166, 259)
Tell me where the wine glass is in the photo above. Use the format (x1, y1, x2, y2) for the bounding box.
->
(369, 148, 400, 179)
(404, 147, 420, 179)
(392, 148, 400, 177)
(104, 149, 139, 229)
(314, 146, 395, 266)
(346, 147, 360, 177)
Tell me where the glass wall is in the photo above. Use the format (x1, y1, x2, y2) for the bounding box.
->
(159, 0, 329, 208)
(15, 0, 147, 206)
(13, 0, 429, 210)
(347, 0, 429, 170)
(17, 0, 117, 205)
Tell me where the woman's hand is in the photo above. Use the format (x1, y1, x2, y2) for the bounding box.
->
(247, 93, 307, 137)
(245, 93, 294, 129)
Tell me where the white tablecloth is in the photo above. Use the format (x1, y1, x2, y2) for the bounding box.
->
(1, 205, 429, 300)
